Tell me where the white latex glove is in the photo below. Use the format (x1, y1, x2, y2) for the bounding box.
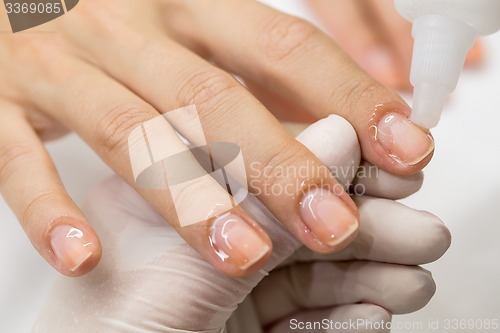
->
(33, 116, 450, 333)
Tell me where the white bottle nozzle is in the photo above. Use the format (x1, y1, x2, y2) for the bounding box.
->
(409, 15, 476, 129)
(411, 82, 449, 129)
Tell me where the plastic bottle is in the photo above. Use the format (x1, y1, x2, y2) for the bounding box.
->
(395, 0, 500, 129)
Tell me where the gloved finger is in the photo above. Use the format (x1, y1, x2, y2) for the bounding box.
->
(287, 196, 451, 266)
(253, 261, 435, 326)
(354, 161, 424, 199)
(0, 101, 101, 277)
(295, 115, 361, 189)
(268, 304, 391, 333)
(284, 123, 424, 200)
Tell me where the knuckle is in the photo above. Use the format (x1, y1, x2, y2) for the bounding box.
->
(331, 79, 380, 120)
(177, 70, 239, 118)
(259, 14, 317, 63)
(13, 37, 63, 71)
(74, 0, 148, 49)
(95, 103, 151, 155)
(28, 111, 69, 141)
(77, 0, 119, 33)
(170, 176, 224, 223)
(172, 177, 211, 209)
(253, 138, 312, 194)
(0, 143, 36, 183)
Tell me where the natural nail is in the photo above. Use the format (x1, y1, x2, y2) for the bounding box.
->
(210, 213, 270, 270)
(375, 112, 435, 166)
(50, 225, 94, 272)
(300, 188, 358, 246)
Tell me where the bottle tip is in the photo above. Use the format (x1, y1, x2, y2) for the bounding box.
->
(410, 82, 450, 129)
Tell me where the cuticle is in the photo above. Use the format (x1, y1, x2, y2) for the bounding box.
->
(207, 214, 231, 264)
(368, 101, 412, 135)
(368, 102, 414, 165)
(44, 216, 82, 252)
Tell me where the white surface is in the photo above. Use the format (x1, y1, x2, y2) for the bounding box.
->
(1, 1, 500, 332)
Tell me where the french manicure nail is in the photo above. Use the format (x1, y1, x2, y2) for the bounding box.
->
(50, 225, 94, 272)
(300, 188, 358, 246)
(376, 112, 435, 166)
(210, 213, 270, 270)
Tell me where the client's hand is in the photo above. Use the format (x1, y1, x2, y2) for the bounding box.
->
(34, 116, 450, 333)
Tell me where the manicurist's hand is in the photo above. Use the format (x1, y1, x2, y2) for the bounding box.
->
(0, 0, 434, 277)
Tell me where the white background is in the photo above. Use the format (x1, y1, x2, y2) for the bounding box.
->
(1, 1, 500, 332)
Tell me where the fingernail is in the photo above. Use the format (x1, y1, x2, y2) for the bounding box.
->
(300, 188, 358, 246)
(376, 112, 435, 166)
(210, 213, 270, 270)
(50, 225, 94, 272)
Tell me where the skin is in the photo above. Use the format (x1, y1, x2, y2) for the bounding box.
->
(307, 0, 485, 90)
(0, 0, 435, 277)
(34, 155, 450, 331)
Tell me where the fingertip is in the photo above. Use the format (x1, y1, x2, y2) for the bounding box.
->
(45, 218, 102, 277)
(355, 161, 425, 199)
(421, 212, 452, 263)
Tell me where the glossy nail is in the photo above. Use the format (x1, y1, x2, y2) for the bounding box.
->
(50, 225, 94, 272)
(375, 112, 434, 166)
(300, 188, 358, 246)
(210, 213, 270, 270)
